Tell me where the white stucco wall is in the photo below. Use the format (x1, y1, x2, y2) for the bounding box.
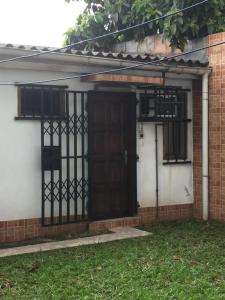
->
(0, 67, 193, 221)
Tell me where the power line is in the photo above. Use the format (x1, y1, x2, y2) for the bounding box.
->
(10, 39, 218, 86)
(0, 0, 208, 65)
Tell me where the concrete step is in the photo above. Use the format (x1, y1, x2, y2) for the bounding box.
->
(89, 216, 140, 233)
(0, 227, 151, 258)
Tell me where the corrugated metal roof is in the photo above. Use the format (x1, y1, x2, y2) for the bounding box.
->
(0, 43, 208, 67)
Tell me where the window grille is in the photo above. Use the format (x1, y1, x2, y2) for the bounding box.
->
(17, 85, 66, 119)
(139, 86, 188, 122)
(139, 86, 191, 164)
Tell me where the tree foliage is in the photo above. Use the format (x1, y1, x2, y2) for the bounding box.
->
(64, 0, 225, 51)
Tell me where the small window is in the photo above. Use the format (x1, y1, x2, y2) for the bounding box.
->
(18, 85, 66, 119)
(139, 89, 187, 122)
(163, 91, 188, 162)
(163, 121, 187, 161)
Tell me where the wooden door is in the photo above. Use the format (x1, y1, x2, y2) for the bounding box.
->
(88, 91, 137, 220)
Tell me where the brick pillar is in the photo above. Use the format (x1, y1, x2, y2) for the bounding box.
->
(193, 32, 225, 221)
(193, 79, 202, 219)
(207, 33, 223, 220)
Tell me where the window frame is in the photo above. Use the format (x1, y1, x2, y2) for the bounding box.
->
(16, 84, 68, 120)
(163, 121, 188, 162)
(162, 91, 189, 162)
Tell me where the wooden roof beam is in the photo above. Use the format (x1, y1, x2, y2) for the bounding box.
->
(81, 73, 163, 85)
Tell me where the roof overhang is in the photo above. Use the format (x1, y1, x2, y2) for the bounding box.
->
(0, 45, 211, 77)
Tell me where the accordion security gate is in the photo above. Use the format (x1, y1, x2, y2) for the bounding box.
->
(41, 91, 88, 226)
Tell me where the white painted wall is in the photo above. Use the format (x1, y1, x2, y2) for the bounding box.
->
(0, 66, 193, 221)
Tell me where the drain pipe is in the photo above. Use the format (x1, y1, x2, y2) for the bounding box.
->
(155, 124, 159, 219)
(155, 124, 163, 220)
(202, 72, 209, 221)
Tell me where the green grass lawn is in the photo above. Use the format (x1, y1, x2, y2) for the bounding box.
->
(1, 221, 225, 300)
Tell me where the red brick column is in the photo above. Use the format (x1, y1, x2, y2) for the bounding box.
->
(192, 32, 225, 221)
(207, 33, 223, 220)
(193, 79, 202, 219)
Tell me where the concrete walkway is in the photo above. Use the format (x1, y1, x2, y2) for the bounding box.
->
(0, 227, 151, 258)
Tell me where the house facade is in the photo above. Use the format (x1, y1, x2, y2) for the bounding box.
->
(0, 35, 215, 243)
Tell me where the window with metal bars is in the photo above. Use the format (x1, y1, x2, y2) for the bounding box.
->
(139, 87, 187, 122)
(17, 85, 66, 119)
(163, 121, 187, 161)
(139, 86, 190, 163)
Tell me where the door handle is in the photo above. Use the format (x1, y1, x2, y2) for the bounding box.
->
(124, 150, 128, 165)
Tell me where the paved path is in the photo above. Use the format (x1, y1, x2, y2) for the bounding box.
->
(0, 227, 151, 258)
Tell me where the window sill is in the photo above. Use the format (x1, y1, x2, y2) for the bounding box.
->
(15, 116, 67, 121)
(163, 160, 192, 165)
(15, 116, 42, 121)
(138, 117, 192, 123)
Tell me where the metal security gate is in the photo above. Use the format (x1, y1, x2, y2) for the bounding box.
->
(41, 90, 88, 226)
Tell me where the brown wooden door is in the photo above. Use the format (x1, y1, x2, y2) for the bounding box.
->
(88, 91, 137, 220)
